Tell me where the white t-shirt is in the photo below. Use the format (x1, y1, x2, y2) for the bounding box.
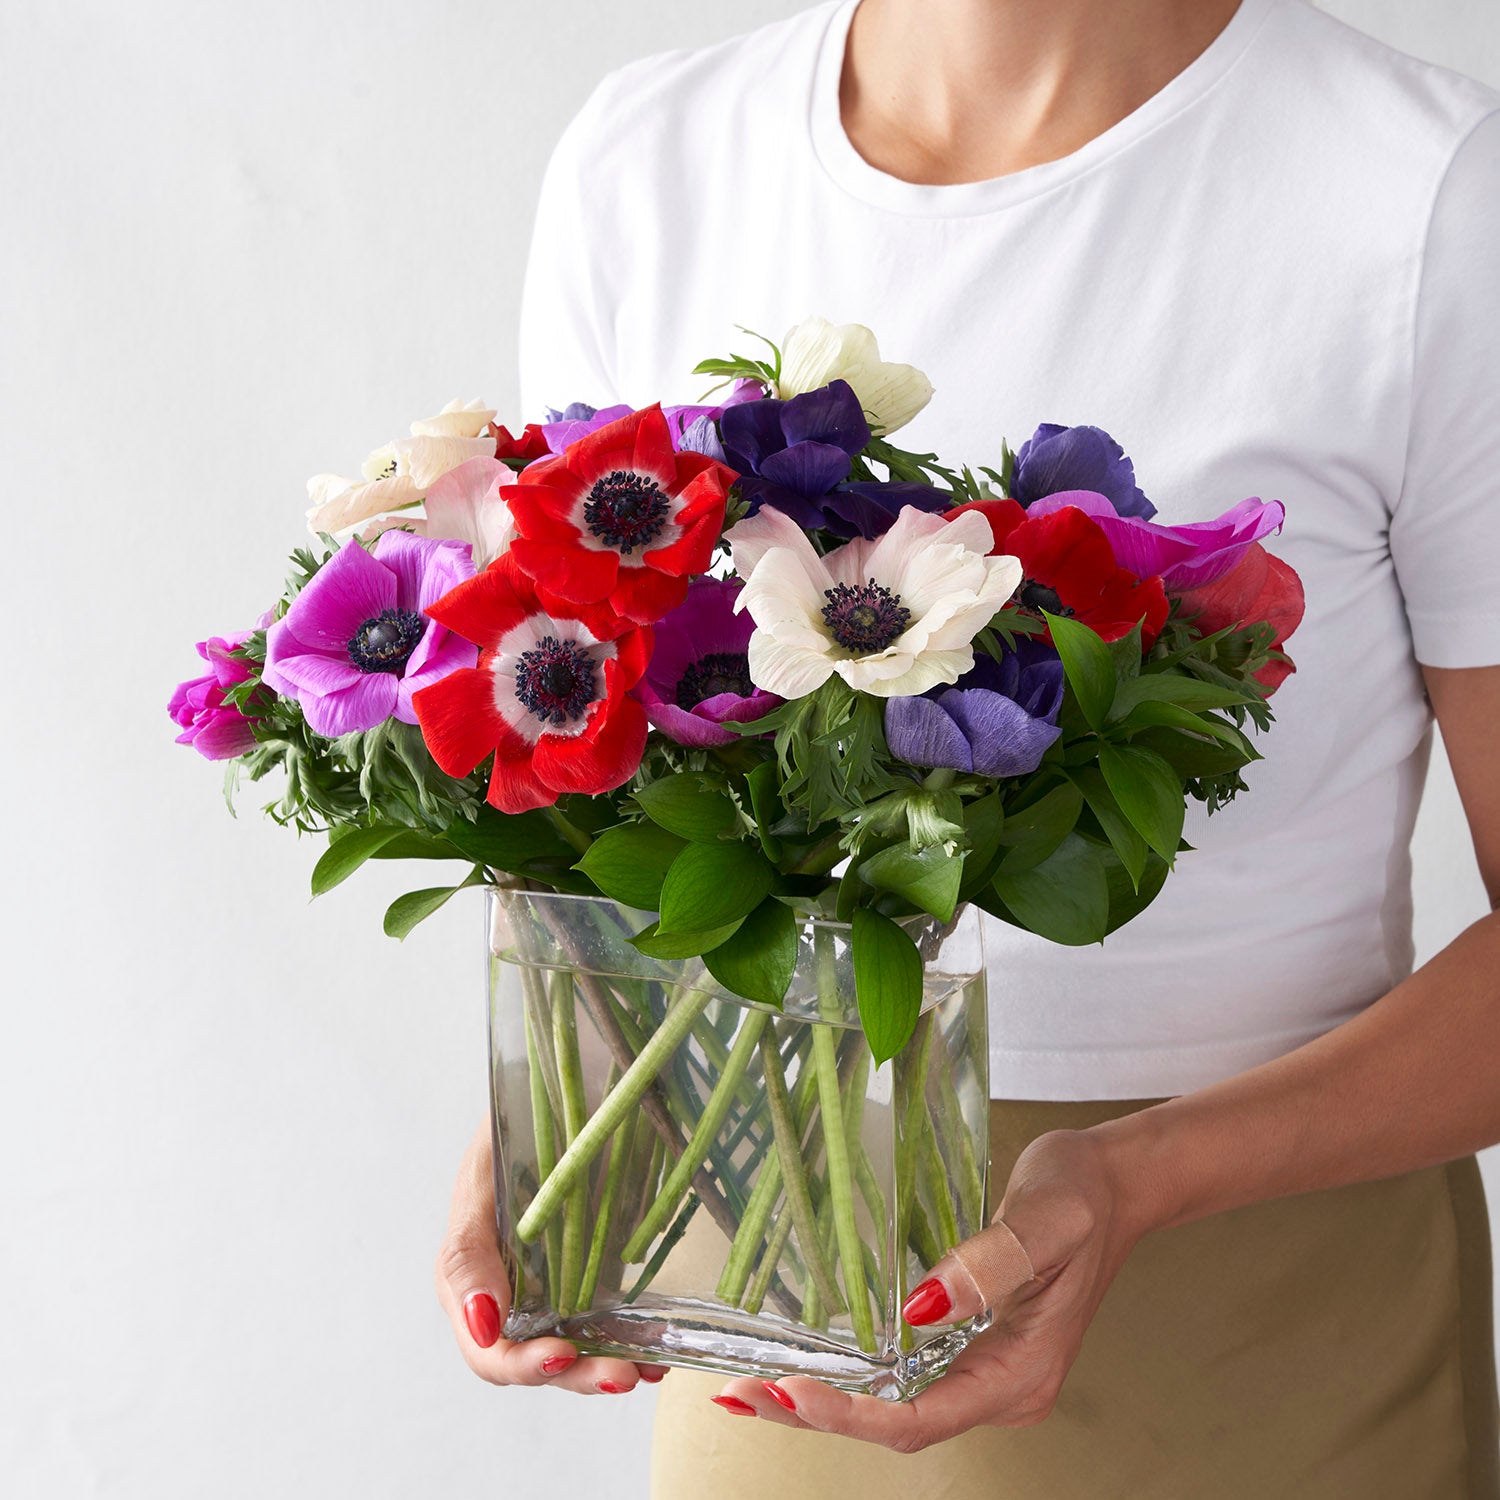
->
(516, 0, 1500, 1100)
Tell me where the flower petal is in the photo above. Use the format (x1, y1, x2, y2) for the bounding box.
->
(884, 695, 974, 773)
(747, 633, 836, 699)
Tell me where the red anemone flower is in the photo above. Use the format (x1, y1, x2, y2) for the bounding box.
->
(411, 554, 651, 814)
(489, 420, 551, 466)
(1177, 541, 1305, 693)
(948, 498, 1169, 646)
(503, 404, 737, 625)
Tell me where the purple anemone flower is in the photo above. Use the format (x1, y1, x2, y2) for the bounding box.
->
(817, 480, 953, 539)
(542, 381, 763, 462)
(262, 531, 477, 737)
(1012, 423, 1156, 520)
(885, 639, 1064, 778)
(168, 632, 261, 760)
(719, 378, 873, 527)
(632, 577, 781, 748)
(1027, 490, 1286, 591)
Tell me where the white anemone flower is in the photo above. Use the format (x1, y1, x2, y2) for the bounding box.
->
(726, 504, 1022, 699)
(776, 317, 934, 437)
(306, 399, 498, 537)
(361, 455, 518, 568)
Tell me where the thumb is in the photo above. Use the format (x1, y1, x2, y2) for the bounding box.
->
(901, 1212, 1038, 1327)
(435, 1120, 519, 1354)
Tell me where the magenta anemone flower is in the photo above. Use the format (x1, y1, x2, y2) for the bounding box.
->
(261, 531, 477, 737)
(168, 633, 261, 760)
(1026, 490, 1286, 592)
(632, 577, 781, 747)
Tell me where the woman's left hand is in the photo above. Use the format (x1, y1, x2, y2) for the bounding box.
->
(711, 1124, 1156, 1450)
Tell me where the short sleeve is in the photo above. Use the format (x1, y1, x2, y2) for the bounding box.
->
(1390, 106, 1500, 668)
(516, 77, 624, 420)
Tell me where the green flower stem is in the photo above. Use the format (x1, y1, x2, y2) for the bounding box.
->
(812, 928, 876, 1353)
(624, 1194, 701, 1304)
(894, 1010, 935, 1350)
(550, 972, 589, 1315)
(757, 1028, 845, 1314)
(523, 1005, 562, 1311)
(908, 1197, 944, 1271)
(716, 1030, 820, 1305)
(932, 1051, 983, 1232)
(577, 1101, 639, 1312)
(622, 1008, 769, 1262)
(742, 1195, 797, 1316)
(921, 1106, 961, 1253)
(516, 984, 713, 1243)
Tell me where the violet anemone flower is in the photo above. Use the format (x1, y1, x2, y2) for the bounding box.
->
(261, 531, 477, 737)
(168, 633, 261, 760)
(542, 381, 763, 461)
(1012, 422, 1156, 520)
(818, 480, 952, 539)
(632, 577, 781, 747)
(884, 639, 1064, 778)
(1027, 490, 1286, 592)
(719, 378, 874, 528)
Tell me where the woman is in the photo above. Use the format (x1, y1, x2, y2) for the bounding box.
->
(435, 0, 1500, 1493)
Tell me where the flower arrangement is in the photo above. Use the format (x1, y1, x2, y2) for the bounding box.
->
(171, 317, 1304, 1390)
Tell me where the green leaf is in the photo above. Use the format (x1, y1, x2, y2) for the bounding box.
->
(702, 898, 798, 1007)
(311, 826, 404, 896)
(991, 833, 1110, 946)
(368, 832, 468, 861)
(1098, 743, 1185, 864)
(1069, 767, 1148, 893)
(445, 807, 572, 871)
(1108, 673, 1253, 721)
(1114, 700, 1258, 756)
(1045, 612, 1116, 729)
(857, 841, 963, 923)
(744, 760, 786, 863)
(958, 793, 1005, 899)
(657, 841, 776, 935)
(996, 781, 1083, 875)
(852, 908, 924, 1064)
(636, 773, 739, 842)
(1130, 724, 1255, 779)
(1101, 846, 1172, 935)
(383, 870, 485, 940)
(574, 822, 687, 911)
(1107, 622, 1144, 685)
(629, 918, 745, 960)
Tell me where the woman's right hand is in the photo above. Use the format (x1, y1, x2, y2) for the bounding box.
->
(435, 1118, 668, 1394)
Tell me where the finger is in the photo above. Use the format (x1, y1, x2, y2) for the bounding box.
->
(433, 1122, 577, 1386)
(710, 1375, 814, 1430)
(766, 1370, 992, 1453)
(902, 1214, 1038, 1327)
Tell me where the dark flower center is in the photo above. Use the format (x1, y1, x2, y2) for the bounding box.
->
(1019, 580, 1074, 618)
(514, 635, 598, 727)
(821, 579, 912, 654)
(675, 651, 754, 711)
(347, 608, 425, 675)
(582, 469, 670, 554)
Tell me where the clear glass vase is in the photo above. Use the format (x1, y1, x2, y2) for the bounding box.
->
(486, 888, 990, 1400)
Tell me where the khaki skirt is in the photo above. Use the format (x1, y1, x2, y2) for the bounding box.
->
(651, 1096, 1500, 1499)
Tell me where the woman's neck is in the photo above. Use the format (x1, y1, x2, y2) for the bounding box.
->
(839, 0, 1247, 184)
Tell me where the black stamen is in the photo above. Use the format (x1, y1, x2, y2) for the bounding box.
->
(582, 470, 670, 554)
(346, 608, 425, 675)
(1019, 580, 1073, 618)
(821, 579, 912, 655)
(675, 651, 754, 711)
(513, 635, 598, 727)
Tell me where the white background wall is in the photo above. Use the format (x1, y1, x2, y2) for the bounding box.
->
(2, 2, 1495, 1495)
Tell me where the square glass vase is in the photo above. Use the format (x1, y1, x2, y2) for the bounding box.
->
(487, 888, 991, 1400)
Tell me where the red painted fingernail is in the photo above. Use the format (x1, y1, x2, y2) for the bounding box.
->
(640, 1368, 667, 1384)
(463, 1291, 502, 1348)
(762, 1381, 796, 1412)
(711, 1395, 757, 1416)
(598, 1380, 629, 1394)
(902, 1277, 953, 1326)
(540, 1352, 577, 1375)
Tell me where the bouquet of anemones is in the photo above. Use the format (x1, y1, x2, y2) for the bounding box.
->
(171, 316, 1303, 1395)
